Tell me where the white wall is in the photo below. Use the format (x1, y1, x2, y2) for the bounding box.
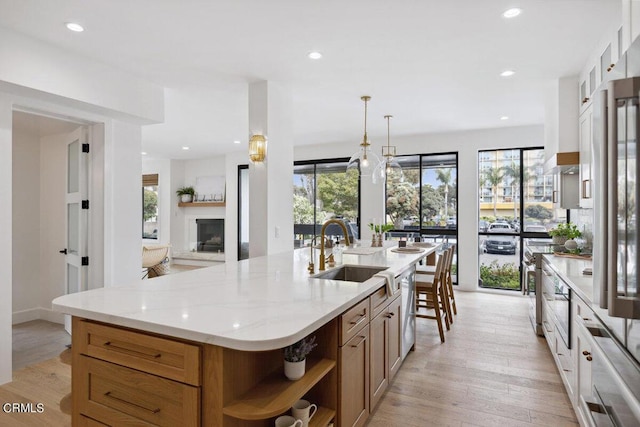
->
(295, 125, 544, 291)
(0, 98, 12, 384)
(0, 27, 163, 124)
(11, 130, 41, 322)
(169, 157, 227, 252)
(104, 121, 143, 286)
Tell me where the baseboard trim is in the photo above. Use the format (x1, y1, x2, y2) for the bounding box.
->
(12, 307, 64, 325)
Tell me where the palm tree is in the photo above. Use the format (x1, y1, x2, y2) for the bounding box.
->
(503, 162, 533, 219)
(483, 167, 504, 217)
(435, 168, 452, 218)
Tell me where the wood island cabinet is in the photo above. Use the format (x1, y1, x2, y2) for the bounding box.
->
(369, 294, 402, 410)
(72, 283, 405, 427)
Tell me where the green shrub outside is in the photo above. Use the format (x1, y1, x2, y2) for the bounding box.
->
(479, 260, 520, 289)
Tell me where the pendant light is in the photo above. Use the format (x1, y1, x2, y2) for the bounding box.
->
(374, 115, 404, 183)
(347, 96, 381, 180)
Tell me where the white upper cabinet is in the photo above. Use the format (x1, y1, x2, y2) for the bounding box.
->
(579, 105, 593, 209)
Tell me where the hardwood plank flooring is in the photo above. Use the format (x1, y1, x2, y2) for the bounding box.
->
(368, 291, 577, 427)
(12, 320, 70, 371)
(0, 291, 576, 426)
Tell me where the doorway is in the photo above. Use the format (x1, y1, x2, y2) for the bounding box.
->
(11, 111, 88, 369)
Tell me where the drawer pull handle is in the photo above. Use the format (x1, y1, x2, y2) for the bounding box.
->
(386, 311, 396, 318)
(104, 391, 161, 414)
(349, 313, 366, 326)
(350, 335, 366, 348)
(104, 341, 162, 359)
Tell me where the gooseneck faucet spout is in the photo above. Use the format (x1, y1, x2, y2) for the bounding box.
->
(319, 220, 351, 271)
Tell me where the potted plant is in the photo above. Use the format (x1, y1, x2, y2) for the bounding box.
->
(283, 335, 317, 380)
(176, 186, 195, 203)
(549, 222, 582, 247)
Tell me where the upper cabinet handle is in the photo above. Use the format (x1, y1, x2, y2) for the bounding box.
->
(607, 63, 615, 72)
(582, 97, 590, 104)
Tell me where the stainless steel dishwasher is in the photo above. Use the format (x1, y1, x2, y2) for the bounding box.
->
(397, 264, 416, 359)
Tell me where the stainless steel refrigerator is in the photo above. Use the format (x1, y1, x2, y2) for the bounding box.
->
(591, 36, 640, 426)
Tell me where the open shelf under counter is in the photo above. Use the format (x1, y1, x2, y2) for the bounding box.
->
(222, 358, 336, 420)
(178, 202, 226, 207)
(309, 407, 336, 427)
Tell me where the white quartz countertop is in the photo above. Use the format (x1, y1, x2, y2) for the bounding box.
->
(53, 242, 436, 351)
(542, 254, 594, 304)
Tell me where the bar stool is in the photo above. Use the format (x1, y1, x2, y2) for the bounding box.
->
(417, 247, 454, 324)
(445, 245, 458, 318)
(415, 253, 449, 343)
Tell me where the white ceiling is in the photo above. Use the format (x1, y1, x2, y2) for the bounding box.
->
(0, 0, 621, 159)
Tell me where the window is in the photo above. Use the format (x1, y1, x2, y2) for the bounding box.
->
(478, 148, 557, 290)
(142, 174, 159, 240)
(385, 153, 458, 283)
(293, 159, 360, 247)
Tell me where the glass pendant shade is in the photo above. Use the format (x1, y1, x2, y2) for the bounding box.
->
(374, 115, 403, 183)
(347, 95, 381, 180)
(347, 142, 381, 178)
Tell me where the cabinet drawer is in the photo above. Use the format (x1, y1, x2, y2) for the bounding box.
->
(370, 286, 392, 318)
(75, 319, 201, 385)
(77, 356, 200, 427)
(340, 298, 369, 346)
(78, 415, 110, 426)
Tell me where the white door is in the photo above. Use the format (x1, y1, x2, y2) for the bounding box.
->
(63, 127, 89, 334)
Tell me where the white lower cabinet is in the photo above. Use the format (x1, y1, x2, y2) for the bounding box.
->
(573, 297, 595, 427)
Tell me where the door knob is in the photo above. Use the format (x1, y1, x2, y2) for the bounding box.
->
(59, 249, 68, 254)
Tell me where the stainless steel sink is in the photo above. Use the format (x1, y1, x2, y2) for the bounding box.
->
(312, 265, 387, 282)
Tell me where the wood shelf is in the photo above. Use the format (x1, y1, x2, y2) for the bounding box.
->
(177, 202, 225, 207)
(222, 358, 336, 420)
(310, 407, 336, 427)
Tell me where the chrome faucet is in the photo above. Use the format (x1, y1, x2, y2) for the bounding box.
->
(319, 219, 351, 271)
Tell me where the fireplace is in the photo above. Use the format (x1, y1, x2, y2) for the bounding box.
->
(196, 219, 224, 253)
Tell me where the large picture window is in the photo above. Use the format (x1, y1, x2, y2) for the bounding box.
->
(293, 159, 360, 247)
(142, 174, 159, 240)
(385, 153, 458, 283)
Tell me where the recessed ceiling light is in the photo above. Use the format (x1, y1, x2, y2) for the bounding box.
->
(500, 70, 515, 77)
(308, 51, 323, 59)
(182, 146, 190, 150)
(141, 151, 147, 155)
(233, 140, 241, 144)
(500, 116, 509, 121)
(502, 8, 522, 18)
(65, 22, 84, 32)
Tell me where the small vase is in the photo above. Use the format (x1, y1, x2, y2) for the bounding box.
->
(284, 359, 305, 380)
(564, 239, 578, 250)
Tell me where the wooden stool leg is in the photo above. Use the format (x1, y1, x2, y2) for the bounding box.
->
(432, 287, 445, 343)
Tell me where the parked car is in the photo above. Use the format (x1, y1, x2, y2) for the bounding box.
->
(479, 220, 488, 233)
(484, 222, 517, 255)
(524, 225, 547, 233)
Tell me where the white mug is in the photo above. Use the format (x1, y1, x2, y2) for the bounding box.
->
(291, 399, 318, 427)
(275, 415, 303, 427)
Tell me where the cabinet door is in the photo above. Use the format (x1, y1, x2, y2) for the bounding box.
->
(369, 312, 388, 410)
(388, 296, 402, 380)
(579, 106, 593, 208)
(576, 325, 593, 423)
(339, 325, 369, 427)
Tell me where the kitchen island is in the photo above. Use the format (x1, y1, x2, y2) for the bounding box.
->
(53, 242, 438, 427)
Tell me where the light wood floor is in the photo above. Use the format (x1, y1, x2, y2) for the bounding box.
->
(0, 291, 576, 426)
(368, 291, 577, 427)
(12, 320, 70, 371)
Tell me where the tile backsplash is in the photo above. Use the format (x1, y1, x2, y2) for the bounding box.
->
(570, 208, 593, 250)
